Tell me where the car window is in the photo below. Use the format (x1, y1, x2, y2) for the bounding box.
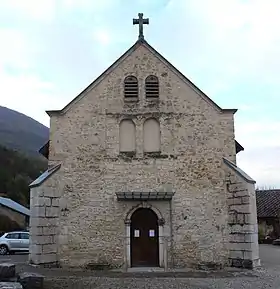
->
(6, 233, 20, 239)
(20, 233, 29, 240)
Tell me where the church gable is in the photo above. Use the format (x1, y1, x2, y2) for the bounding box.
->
(42, 13, 242, 161)
(46, 41, 236, 117)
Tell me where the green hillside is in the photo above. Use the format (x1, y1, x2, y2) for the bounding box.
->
(0, 106, 49, 157)
(0, 145, 47, 207)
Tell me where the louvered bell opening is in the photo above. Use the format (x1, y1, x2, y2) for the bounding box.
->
(124, 77, 138, 98)
(146, 77, 159, 98)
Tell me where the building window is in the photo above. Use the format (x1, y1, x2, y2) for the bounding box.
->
(143, 118, 160, 152)
(124, 76, 138, 98)
(119, 119, 136, 152)
(145, 75, 159, 98)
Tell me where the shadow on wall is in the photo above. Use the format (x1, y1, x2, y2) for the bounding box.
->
(0, 214, 22, 235)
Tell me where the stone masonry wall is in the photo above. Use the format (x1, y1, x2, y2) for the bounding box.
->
(225, 164, 260, 268)
(31, 42, 237, 269)
(29, 172, 62, 266)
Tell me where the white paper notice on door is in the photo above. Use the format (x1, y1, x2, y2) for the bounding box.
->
(149, 230, 155, 237)
(134, 230, 140, 237)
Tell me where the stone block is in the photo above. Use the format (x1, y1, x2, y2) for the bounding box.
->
(45, 207, 59, 217)
(229, 224, 257, 234)
(35, 188, 44, 197)
(227, 198, 234, 206)
(229, 242, 253, 251)
(227, 197, 242, 206)
(43, 188, 57, 198)
(229, 233, 245, 243)
(33, 235, 53, 245)
(45, 198, 52, 206)
(39, 253, 57, 264)
(228, 212, 236, 224)
(236, 213, 245, 224)
(252, 258, 261, 268)
(241, 196, 250, 204)
(230, 258, 255, 269)
(244, 233, 258, 243)
(28, 254, 41, 265)
(30, 207, 45, 218)
(0, 264, 15, 281)
(29, 196, 37, 207)
(229, 204, 250, 214)
(246, 213, 258, 224)
(52, 235, 57, 244)
(228, 183, 245, 193)
(243, 246, 259, 260)
(29, 245, 42, 255)
(32, 197, 51, 207)
(30, 226, 43, 237)
(17, 272, 44, 289)
(230, 258, 243, 268)
(0, 283, 22, 289)
(229, 250, 243, 259)
(42, 244, 56, 254)
(234, 190, 249, 197)
(30, 217, 57, 228)
(242, 259, 253, 269)
(42, 226, 57, 235)
(51, 198, 59, 207)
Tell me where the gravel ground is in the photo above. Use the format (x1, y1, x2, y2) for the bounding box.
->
(41, 269, 278, 289)
(2, 245, 280, 288)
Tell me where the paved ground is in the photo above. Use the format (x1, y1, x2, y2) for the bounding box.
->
(1, 245, 280, 288)
(0, 252, 28, 265)
(259, 243, 280, 270)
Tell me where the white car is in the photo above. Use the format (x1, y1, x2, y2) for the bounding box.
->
(0, 231, 29, 255)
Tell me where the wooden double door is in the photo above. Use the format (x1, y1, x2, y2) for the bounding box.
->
(130, 208, 159, 267)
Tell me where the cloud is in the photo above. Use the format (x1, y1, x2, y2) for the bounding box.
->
(62, 0, 118, 10)
(236, 121, 280, 147)
(237, 147, 280, 188)
(0, 28, 32, 70)
(235, 118, 280, 187)
(0, 0, 57, 22)
(0, 69, 64, 127)
(160, 0, 280, 93)
(92, 29, 112, 46)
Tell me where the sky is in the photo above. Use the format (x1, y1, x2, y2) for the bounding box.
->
(0, 0, 279, 188)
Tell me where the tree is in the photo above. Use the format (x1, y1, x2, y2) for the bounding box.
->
(0, 145, 47, 206)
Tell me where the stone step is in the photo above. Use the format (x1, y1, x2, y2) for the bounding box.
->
(0, 282, 22, 289)
(0, 264, 15, 281)
(17, 272, 44, 289)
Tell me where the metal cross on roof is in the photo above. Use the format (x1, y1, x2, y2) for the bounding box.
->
(133, 13, 149, 40)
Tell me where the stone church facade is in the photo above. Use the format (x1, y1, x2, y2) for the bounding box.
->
(29, 15, 260, 270)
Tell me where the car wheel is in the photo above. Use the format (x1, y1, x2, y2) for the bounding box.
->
(0, 245, 8, 255)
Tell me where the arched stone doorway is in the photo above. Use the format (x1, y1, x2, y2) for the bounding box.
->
(130, 208, 159, 267)
(124, 203, 166, 269)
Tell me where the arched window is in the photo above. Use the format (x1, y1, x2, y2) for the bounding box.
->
(124, 76, 138, 98)
(119, 119, 136, 152)
(143, 118, 160, 152)
(145, 75, 159, 98)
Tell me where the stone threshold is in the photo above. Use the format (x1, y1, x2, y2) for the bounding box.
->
(126, 267, 165, 273)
